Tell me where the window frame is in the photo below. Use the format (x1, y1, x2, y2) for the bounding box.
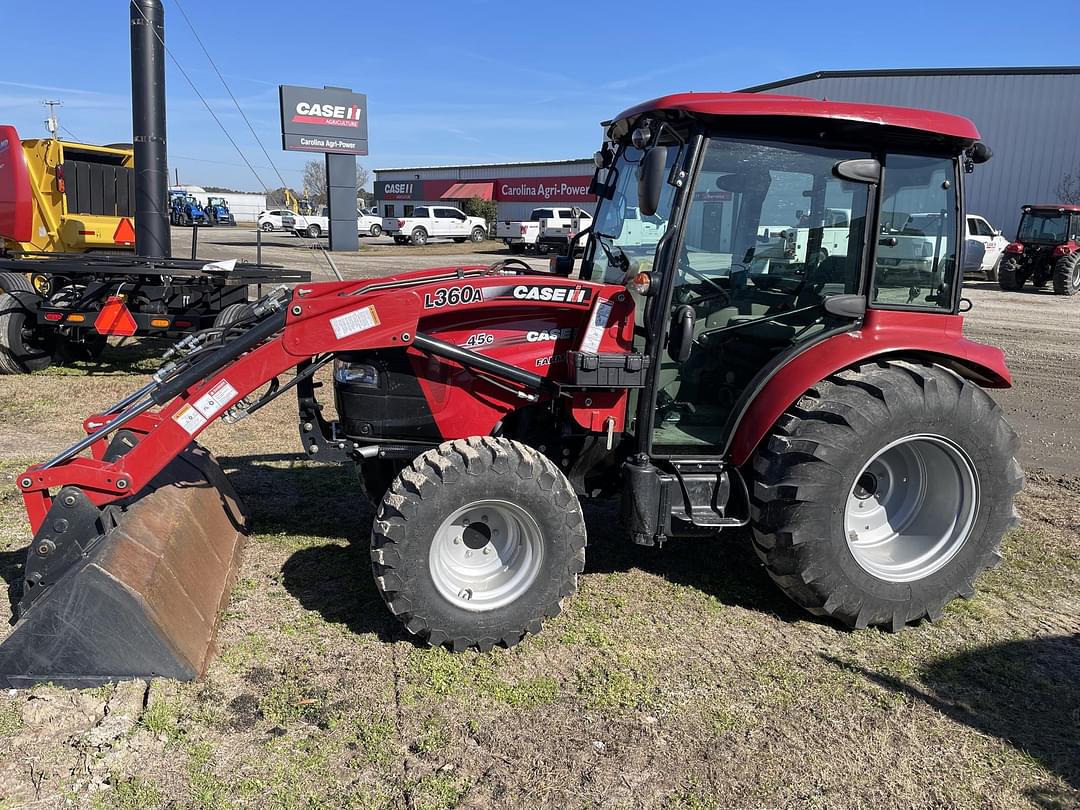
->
(867, 151, 963, 315)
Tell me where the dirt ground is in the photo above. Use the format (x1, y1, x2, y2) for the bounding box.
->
(0, 230, 1075, 809)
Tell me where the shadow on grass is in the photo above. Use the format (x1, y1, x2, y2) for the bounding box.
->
(826, 636, 1080, 806)
(215, 455, 801, 642)
(40, 336, 168, 376)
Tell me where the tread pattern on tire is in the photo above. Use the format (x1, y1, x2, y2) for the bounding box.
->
(748, 360, 1023, 631)
(0, 292, 51, 374)
(213, 302, 255, 328)
(0, 272, 34, 295)
(1052, 252, 1080, 296)
(997, 255, 1023, 290)
(371, 436, 586, 652)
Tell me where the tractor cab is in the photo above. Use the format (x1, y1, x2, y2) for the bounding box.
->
(576, 93, 991, 458)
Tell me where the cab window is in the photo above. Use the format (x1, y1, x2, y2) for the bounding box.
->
(413, 207, 427, 218)
(871, 155, 958, 311)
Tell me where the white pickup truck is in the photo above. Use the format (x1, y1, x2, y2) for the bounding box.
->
(496, 207, 591, 254)
(535, 208, 593, 255)
(382, 206, 488, 246)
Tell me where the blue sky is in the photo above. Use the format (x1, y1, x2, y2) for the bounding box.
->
(3, 1, 1076, 192)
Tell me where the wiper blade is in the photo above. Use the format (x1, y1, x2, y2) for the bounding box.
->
(594, 231, 630, 273)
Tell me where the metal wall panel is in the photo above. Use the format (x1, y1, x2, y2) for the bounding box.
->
(750, 72, 1080, 235)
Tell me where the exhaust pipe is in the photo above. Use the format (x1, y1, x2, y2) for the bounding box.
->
(130, 0, 171, 258)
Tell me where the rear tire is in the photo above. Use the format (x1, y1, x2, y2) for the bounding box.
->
(749, 360, 1022, 631)
(213, 302, 255, 328)
(411, 228, 428, 246)
(306, 224, 322, 238)
(371, 437, 586, 651)
(0, 292, 53, 374)
(1052, 252, 1080, 296)
(0, 272, 33, 295)
(997, 255, 1024, 290)
(260, 222, 274, 232)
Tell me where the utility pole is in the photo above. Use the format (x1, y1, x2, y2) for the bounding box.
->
(43, 100, 62, 139)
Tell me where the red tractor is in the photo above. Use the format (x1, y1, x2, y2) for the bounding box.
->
(998, 204, 1080, 294)
(0, 93, 1022, 686)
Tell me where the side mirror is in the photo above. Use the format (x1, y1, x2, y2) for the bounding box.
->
(667, 304, 695, 363)
(823, 294, 866, 319)
(637, 146, 668, 217)
(549, 253, 574, 277)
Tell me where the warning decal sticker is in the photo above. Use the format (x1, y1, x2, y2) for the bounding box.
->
(331, 305, 381, 339)
(194, 379, 239, 419)
(173, 403, 207, 435)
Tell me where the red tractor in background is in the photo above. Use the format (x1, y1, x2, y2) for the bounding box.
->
(998, 204, 1080, 294)
(0, 92, 1022, 687)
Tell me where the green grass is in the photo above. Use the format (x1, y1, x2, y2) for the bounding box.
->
(92, 775, 163, 810)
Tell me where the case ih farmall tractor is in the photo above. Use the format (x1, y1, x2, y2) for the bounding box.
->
(0, 92, 1022, 686)
(998, 204, 1080, 295)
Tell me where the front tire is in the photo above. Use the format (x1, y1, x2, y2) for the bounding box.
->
(997, 255, 1025, 291)
(470, 226, 486, 243)
(260, 222, 274, 232)
(749, 360, 1022, 630)
(1052, 252, 1080, 296)
(371, 437, 586, 651)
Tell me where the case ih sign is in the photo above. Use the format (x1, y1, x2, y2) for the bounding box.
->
(279, 85, 368, 155)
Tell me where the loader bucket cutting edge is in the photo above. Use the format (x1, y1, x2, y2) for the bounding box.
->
(0, 443, 247, 689)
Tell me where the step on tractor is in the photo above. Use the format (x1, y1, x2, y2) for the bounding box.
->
(998, 204, 1080, 295)
(0, 92, 1023, 687)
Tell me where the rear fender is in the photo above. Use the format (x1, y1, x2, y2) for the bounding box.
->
(728, 308, 1011, 466)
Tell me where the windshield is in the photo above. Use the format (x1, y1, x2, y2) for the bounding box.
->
(1018, 211, 1069, 244)
(587, 144, 680, 284)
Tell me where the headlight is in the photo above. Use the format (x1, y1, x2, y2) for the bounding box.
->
(334, 360, 379, 387)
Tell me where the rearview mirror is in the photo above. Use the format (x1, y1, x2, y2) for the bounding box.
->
(638, 146, 669, 218)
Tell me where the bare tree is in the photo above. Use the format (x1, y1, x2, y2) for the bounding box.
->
(303, 160, 327, 205)
(356, 164, 371, 193)
(1058, 170, 1080, 204)
(264, 186, 299, 207)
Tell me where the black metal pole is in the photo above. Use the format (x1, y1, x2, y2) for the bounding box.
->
(130, 0, 171, 258)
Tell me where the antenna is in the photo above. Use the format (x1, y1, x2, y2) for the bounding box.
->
(43, 100, 62, 139)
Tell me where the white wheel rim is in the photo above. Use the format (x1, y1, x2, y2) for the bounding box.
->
(429, 499, 544, 612)
(844, 434, 979, 583)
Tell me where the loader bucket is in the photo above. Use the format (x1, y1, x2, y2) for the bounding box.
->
(0, 442, 247, 688)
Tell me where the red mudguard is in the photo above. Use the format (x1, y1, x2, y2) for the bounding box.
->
(728, 308, 1012, 466)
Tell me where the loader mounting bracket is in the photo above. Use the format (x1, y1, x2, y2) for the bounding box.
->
(18, 486, 115, 617)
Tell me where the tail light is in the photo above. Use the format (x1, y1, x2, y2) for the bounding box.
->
(55, 165, 65, 194)
(397, 219, 406, 228)
(1051, 242, 1077, 259)
(520, 224, 528, 236)
(1005, 242, 1024, 254)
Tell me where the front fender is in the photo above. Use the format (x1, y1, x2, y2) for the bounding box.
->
(728, 308, 1011, 466)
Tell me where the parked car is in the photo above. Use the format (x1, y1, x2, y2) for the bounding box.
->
(536, 208, 594, 255)
(258, 209, 294, 232)
(965, 214, 1009, 280)
(358, 208, 383, 237)
(291, 206, 330, 238)
(382, 206, 488, 245)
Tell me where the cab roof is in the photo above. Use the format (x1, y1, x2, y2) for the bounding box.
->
(611, 92, 981, 143)
(1023, 203, 1080, 213)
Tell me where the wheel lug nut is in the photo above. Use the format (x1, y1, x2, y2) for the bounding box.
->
(465, 550, 472, 558)
(458, 588, 472, 601)
(482, 547, 491, 555)
(453, 537, 460, 545)
(482, 515, 488, 522)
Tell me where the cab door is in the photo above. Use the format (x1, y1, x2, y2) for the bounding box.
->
(651, 137, 872, 457)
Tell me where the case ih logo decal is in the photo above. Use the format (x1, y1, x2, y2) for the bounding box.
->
(511, 285, 590, 304)
(292, 101, 363, 129)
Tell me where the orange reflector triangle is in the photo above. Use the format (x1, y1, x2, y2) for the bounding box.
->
(113, 218, 136, 245)
(95, 296, 138, 336)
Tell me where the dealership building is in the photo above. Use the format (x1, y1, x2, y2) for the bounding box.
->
(373, 159, 597, 222)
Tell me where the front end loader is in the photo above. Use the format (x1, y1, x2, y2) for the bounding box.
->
(0, 92, 1023, 686)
